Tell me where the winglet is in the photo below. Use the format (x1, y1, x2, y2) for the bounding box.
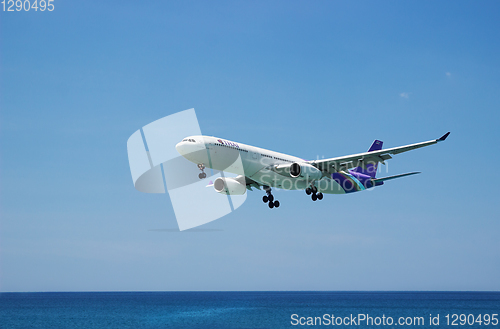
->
(437, 132, 450, 142)
(206, 180, 214, 187)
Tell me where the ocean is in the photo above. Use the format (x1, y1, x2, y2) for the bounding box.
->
(1, 292, 499, 328)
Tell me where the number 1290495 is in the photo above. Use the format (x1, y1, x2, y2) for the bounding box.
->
(2, 0, 54, 11)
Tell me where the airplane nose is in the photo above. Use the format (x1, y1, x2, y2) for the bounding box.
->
(176, 140, 197, 155)
(175, 142, 185, 154)
(176, 138, 203, 158)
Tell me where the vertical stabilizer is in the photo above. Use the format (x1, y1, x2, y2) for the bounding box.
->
(368, 140, 383, 152)
(351, 140, 383, 178)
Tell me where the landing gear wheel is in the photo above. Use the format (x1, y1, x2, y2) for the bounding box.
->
(197, 163, 206, 179)
(305, 187, 312, 195)
(311, 186, 318, 194)
(317, 192, 323, 200)
(263, 186, 278, 208)
(311, 193, 318, 201)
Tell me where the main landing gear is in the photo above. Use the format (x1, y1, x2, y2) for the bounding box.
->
(262, 187, 280, 209)
(198, 163, 207, 179)
(305, 185, 323, 201)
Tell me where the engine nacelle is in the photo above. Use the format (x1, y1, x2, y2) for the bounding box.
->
(289, 162, 322, 180)
(213, 177, 247, 195)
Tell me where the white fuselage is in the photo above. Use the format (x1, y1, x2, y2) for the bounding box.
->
(176, 135, 348, 194)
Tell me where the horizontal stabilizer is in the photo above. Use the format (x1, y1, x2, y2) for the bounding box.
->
(371, 172, 421, 183)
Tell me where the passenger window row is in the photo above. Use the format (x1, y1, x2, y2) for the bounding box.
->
(215, 143, 248, 153)
(273, 157, 291, 162)
(259, 153, 292, 162)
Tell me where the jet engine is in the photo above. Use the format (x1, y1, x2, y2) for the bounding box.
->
(213, 177, 247, 195)
(289, 162, 322, 180)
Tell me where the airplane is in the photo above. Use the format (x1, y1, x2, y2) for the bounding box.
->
(175, 132, 450, 208)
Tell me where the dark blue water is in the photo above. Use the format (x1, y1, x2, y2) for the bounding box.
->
(1, 292, 499, 328)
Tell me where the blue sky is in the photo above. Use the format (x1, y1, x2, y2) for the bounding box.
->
(1, 1, 499, 292)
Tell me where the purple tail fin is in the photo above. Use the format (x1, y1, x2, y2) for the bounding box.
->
(351, 140, 383, 178)
(368, 140, 383, 152)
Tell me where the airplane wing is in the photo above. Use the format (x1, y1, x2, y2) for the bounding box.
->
(308, 132, 450, 174)
(245, 176, 262, 190)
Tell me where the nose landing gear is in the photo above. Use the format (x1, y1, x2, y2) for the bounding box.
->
(198, 163, 207, 179)
(306, 185, 323, 201)
(262, 187, 280, 209)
